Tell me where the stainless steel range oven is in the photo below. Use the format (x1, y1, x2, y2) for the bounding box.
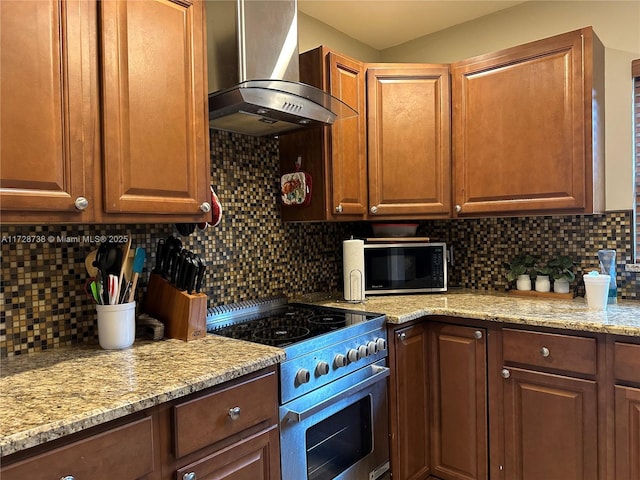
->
(207, 298, 390, 480)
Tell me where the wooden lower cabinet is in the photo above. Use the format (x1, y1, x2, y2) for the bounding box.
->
(615, 386, 640, 480)
(388, 318, 624, 480)
(0, 415, 159, 480)
(388, 321, 431, 480)
(429, 324, 488, 480)
(161, 367, 280, 480)
(176, 426, 280, 480)
(502, 367, 598, 480)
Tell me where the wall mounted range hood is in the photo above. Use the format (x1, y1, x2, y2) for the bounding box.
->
(206, 0, 356, 136)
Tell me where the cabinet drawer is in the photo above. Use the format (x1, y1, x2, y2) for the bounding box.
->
(176, 426, 280, 480)
(614, 342, 640, 383)
(503, 328, 596, 376)
(1, 416, 155, 480)
(173, 369, 278, 458)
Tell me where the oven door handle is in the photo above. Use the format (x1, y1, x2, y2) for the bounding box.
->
(283, 365, 390, 423)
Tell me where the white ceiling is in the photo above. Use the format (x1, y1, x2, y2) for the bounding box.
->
(298, 0, 528, 50)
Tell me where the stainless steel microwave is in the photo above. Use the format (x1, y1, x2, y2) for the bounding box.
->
(363, 241, 447, 294)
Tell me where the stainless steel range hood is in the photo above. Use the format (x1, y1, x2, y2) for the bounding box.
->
(206, 0, 356, 136)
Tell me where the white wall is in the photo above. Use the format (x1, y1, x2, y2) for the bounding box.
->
(298, 13, 382, 61)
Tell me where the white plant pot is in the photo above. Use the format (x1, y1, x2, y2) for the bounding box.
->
(535, 275, 550, 293)
(554, 278, 570, 294)
(516, 274, 532, 291)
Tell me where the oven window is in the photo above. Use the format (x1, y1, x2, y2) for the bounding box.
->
(305, 395, 373, 480)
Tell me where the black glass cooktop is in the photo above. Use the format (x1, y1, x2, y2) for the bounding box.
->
(207, 303, 380, 347)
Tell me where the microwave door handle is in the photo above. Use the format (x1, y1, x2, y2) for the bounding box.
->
(283, 365, 390, 423)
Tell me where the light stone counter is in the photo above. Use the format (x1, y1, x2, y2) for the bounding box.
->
(0, 335, 284, 457)
(296, 290, 640, 337)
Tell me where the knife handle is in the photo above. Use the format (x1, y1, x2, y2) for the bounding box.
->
(154, 239, 165, 273)
(195, 258, 206, 293)
(185, 260, 198, 294)
(170, 249, 181, 285)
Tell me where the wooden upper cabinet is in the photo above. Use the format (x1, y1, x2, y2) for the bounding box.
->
(0, 0, 94, 223)
(1, 0, 210, 224)
(279, 47, 367, 221)
(452, 27, 604, 217)
(100, 0, 210, 218)
(367, 64, 451, 219)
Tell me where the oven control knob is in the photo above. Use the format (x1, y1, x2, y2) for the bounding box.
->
(376, 338, 387, 352)
(367, 341, 378, 356)
(358, 344, 369, 358)
(334, 354, 348, 368)
(347, 348, 360, 363)
(316, 361, 330, 376)
(296, 368, 310, 385)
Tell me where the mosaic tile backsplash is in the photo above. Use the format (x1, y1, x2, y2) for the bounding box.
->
(1, 131, 637, 356)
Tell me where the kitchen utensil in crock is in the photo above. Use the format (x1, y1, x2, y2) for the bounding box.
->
(116, 236, 132, 302)
(127, 247, 146, 303)
(85, 249, 98, 277)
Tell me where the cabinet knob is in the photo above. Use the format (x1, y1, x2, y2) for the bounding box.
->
(60, 477, 75, 480)
(501, 368, 511, 379)
(474, 330, 483, 339)
(335, 204, 343, 213)
(74, 197, 89, 211)
(454, 204, 462, 213)
(540, 346, 550, 357)
(183, 473, 196, 480)
(370, 205, 378, 214)
(228, 406, 241, 420)
(200, 202, 211, 213)
(398, 332, 406, 341)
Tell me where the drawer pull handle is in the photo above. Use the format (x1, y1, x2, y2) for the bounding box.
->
(228, 406, 241, 420)
(501, 368, 511, 379)
(183, 473, 196, 480)
(540, 346, 550, 357)
(60, 477, 76, 480)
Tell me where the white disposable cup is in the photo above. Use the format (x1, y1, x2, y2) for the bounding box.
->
(96, 301, 136, 349)
(583, 274, 610, 311)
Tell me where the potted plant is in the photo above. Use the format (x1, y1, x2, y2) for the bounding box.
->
(504, 254, 538, 290)
(534, 264, 553, 292)
(547, 256, 576, 293)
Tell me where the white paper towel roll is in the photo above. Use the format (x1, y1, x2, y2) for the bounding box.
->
(343, 239, 365, 301)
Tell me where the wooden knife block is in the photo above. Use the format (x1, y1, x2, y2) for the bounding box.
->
(144, 273, 207, 341)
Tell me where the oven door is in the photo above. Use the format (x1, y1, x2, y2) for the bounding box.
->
(279, 359, 390, 480)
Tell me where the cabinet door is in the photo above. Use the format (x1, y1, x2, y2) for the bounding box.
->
(100, 0, 209, 216)
(176, 426, 280, 480)
(502, 367, 598, 480)
(0, 0, 94, 221)
(367, 64, 451, 219)
(429, 324, 488, 480)
(452, 27, 604, 216)
(388, 323, 430, 480)
(327, 51, 368, 218)
(279, 47, 366, 222)
(615, 385, 640, 480)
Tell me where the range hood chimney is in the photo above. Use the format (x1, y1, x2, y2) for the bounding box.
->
(206, 0, 355, 136)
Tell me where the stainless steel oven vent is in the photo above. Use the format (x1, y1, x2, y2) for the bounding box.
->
(206, 0, 356, 136)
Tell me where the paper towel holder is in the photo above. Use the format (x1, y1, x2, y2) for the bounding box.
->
(345, 268, 366, 304)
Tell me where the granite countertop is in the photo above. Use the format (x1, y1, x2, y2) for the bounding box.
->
(0, 335, 285, 458)
(296, 290, 640, 337)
